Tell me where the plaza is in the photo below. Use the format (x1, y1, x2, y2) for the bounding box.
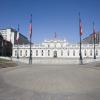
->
(0, 62, 100, 100)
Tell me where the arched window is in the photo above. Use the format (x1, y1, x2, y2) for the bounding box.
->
(90, 50, 92, 56)
(41, 50, 43, 56)
(84, 50, 86, 56)
(73, 50, 75, 56)
(25, 50, 27, 56)
(48, 50, 50, 56)
(20, 50, 22, 56)
(96, 50, 98, 56)
(36, 50, 38, 56)
(67, 50, 69, 56)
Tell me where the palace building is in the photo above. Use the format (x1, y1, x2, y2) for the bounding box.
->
(12, 39, 100, 58)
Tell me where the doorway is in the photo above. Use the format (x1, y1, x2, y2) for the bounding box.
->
(54, 51, 57, 58)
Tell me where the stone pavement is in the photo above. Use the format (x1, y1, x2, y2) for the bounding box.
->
(0, 63, 100, 100)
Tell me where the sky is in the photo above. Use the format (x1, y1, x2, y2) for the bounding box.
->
(0, 0, 100, 43)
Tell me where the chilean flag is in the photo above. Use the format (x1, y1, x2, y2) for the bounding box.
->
(29, 14, 32, 38)
(93, 22, 96, 39)
(16, 24, 19, 42)
(79, 17, 83, 35)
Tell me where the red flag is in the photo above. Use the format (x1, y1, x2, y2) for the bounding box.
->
(29, 14, 32, 38)
(93, 22, 96, 39)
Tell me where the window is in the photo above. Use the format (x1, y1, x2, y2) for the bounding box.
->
(73, 50, 75, 56)
(36, 50, 38, 56)
(48, 45, 50, 48)
(90, 50, 92, 56)
(20, 50, 22, 56)
(48, 50, 50, 56)
(61, 50, 63, 56)
(41, 50, 43, 56)
(25, 50, 27, 56)
(15, 50, 17, 56)
(55, 44, 56, 48)
(84, 50, 86, 56)
(67, 50, 69, 56)
(96, 50, 98, 56)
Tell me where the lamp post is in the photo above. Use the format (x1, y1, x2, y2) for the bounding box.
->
(29, 14, 32, 64)
(93, 22, 96, 59)
(16, 24, 19, 63)
(79, 13, 83, 64)
(29, 36, 32, 64)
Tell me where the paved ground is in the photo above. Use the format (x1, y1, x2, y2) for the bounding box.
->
(0, 62, 100, 100)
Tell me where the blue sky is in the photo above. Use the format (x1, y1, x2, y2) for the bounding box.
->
(0, 0, 100, 43)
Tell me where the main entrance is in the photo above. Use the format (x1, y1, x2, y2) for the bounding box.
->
(53, 51, 57, 58)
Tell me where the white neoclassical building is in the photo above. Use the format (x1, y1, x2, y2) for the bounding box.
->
(12, 39, 100, 59)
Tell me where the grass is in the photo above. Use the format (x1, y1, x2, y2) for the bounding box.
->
(95, 63, 100, 67)
(0, 58, 17, 68)
(0, 58, 11, 64)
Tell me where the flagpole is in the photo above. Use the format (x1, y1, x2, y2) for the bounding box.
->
(79, 13, 83, 64)
(93, 22, 96, 59)
(17, 24, 19, 64)
(29, 14, 32, 64)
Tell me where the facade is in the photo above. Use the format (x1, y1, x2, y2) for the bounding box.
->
(0, 28, 29, 45)
(12, 39, 100, 58)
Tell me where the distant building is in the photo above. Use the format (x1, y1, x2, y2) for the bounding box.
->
(0, 28, 29, 45)
(0, 33, 12, 57)
(82, 32, 100, 44)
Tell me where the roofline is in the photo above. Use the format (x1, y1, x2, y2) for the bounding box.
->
(0, 27, 28, 40)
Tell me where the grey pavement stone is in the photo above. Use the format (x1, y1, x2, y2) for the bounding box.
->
(0, 63, 100, 100)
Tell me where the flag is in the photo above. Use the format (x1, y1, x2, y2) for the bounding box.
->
(93, 22, 96, 39)
(29, 14, 32, 38)
(16, 24, 19, 42)
(79, 17, 83, 35)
